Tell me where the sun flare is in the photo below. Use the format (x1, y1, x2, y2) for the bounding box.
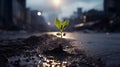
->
(53, 0, 61, 7)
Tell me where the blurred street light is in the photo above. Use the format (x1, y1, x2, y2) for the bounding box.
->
(37, 12, 42, 16)
(109, 20, 113, 24)
(83, 15, 86, 22)
(48, 22, 51, 26)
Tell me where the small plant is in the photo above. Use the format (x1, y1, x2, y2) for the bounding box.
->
(55, 18, 69, 44)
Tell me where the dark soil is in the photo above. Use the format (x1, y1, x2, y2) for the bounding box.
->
(0, 34, 105, 67)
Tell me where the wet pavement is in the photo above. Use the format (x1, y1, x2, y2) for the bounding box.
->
(0, 32, 120, 67)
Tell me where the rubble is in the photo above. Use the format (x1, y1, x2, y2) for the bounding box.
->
(0, 34, 105, 67)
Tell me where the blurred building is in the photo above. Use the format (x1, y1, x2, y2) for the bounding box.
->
(77, 8, 82, 15)
(104, 0, 120, 16)
(104, 0, 120, 32)
(25, 8, 32, 31)
(0, 0, 26, 30)
(65, 8, 83, 31)
(84, 9, 104, 22)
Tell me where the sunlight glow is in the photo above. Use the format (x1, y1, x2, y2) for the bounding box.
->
(47, 32, 74, 39)
(53, 0, 61, 7)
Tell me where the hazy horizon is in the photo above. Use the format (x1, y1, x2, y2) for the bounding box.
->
(27, 0, 103, 18)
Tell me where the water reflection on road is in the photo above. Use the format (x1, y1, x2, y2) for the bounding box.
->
(44, 32, 120, 57)
(47, 32, 120, 66)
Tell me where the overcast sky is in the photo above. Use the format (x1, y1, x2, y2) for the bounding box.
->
(27, 0, 103, 18)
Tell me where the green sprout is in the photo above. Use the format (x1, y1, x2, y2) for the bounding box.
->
(55, 18, 69, 44)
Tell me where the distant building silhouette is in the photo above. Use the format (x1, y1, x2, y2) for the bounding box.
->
(0, 0, 26, 30)
(84, 9, 104, 22)
(104, 0, 120, 17)
(77, 8, 82, 15)
(25, 8, 32, 31)
(65, 8, 83, 31)
(104, 0, 120, 32)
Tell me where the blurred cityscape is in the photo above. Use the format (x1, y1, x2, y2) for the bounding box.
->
(0, 0, 120, 67)
(0, 0, 120, 33)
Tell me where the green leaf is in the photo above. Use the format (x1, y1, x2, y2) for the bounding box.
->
(55, 18, 62, 30)
(62, 20, 69, 30)
(60, 25, 63, 30)
(56, 32, 61, 36)
(55, 18, 69, 31)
